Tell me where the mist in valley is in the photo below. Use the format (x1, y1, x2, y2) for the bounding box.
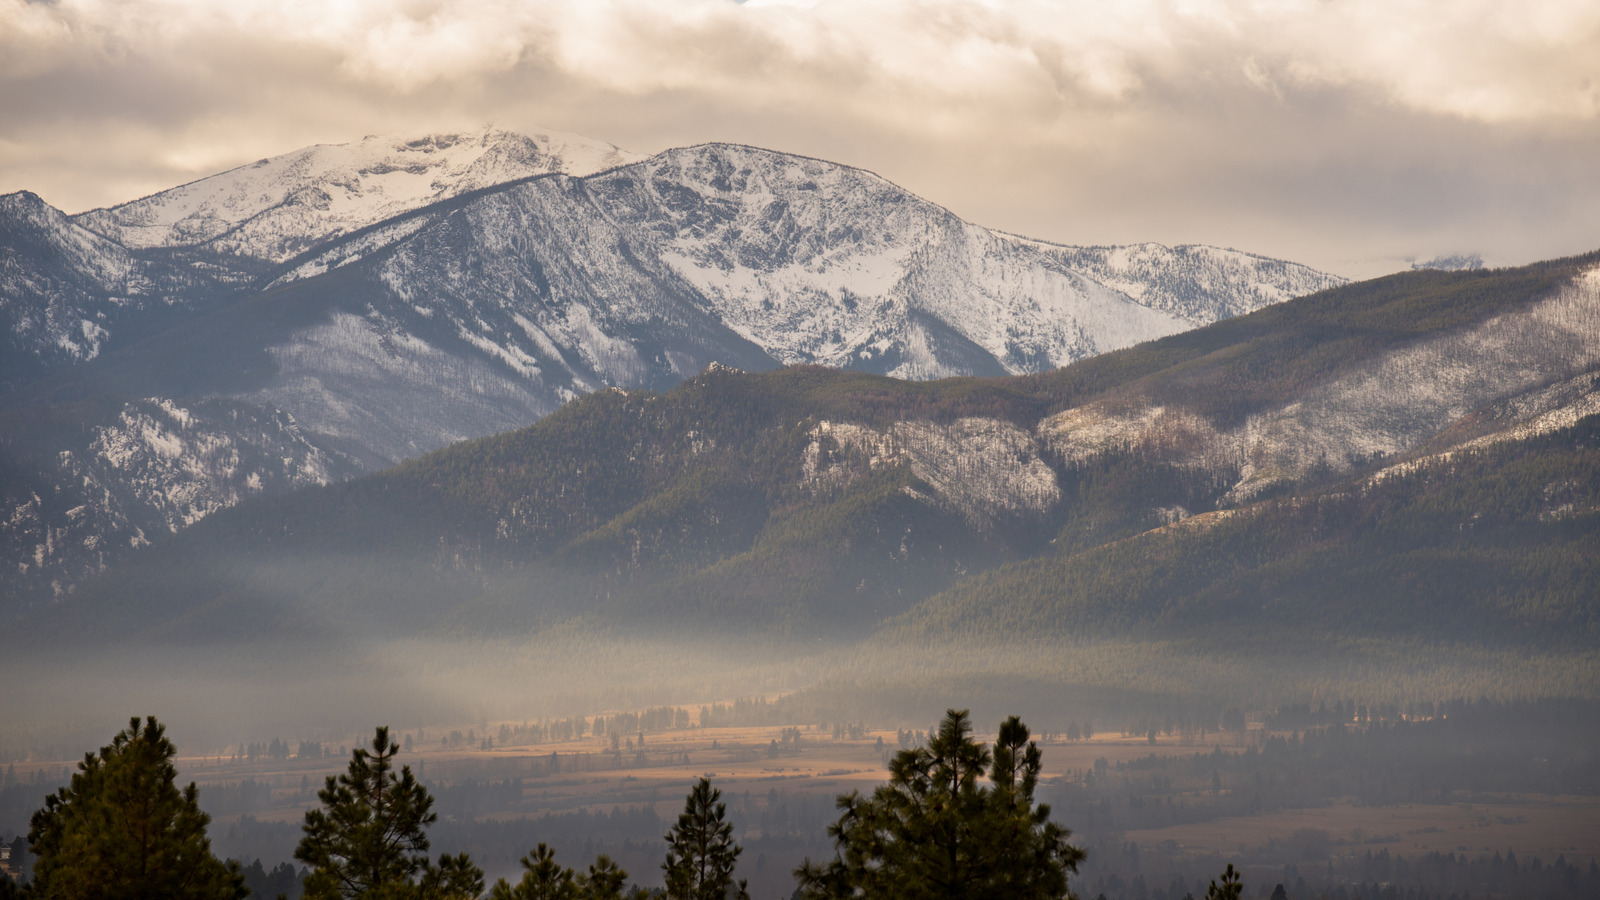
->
(5, 576, 1599, 898)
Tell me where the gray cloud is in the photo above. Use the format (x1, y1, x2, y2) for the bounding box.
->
(2, 0, 1597, 276)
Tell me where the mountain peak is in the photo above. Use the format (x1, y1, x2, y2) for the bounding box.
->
(68, 126, 644, 263)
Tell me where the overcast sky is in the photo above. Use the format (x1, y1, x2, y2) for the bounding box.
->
(3, 0, 1598, 278)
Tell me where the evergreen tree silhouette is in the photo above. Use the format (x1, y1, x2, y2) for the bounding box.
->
(26, 716, 245, 900)
(663, 778, 748, 900)
(296, 726, 482, 899)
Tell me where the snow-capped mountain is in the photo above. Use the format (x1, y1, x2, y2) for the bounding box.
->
(590, 146, 1178, 377)
(0, 128, 1347, 614)
(240, 143, 1342, 464)
(72, 127, 642, 263)
(1, 128, 640, 388)
(268, 142, 1346, 389)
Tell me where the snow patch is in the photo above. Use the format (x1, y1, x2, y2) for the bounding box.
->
(804, 417, 1059, 527)
(241, 312, 558, 465)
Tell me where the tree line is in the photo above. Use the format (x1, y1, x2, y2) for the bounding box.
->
(0, 711, 1288, 900)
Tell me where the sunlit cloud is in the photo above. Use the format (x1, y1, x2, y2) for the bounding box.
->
(2, 0, 1597, 276)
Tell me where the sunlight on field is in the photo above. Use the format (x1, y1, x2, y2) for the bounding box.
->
(125, 721, 1244, 823)
(0, 717, 1211, 832)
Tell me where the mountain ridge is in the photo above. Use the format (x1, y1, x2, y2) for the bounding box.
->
(14, 252, 1595, 652)
(0, 127, 1347, 613)
(70, 126, 644, 260)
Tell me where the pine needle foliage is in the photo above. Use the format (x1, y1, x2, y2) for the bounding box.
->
(25, 716, 245, 900)
(578, 856, 630, 900)
(489, 844, 576, 900)
(1206, 863, 1243, 900)
(488, 844, 631, 900)
(796, 709, 1084, 900)
(296, 726, 483, 900)
(663, 778, 748, 900)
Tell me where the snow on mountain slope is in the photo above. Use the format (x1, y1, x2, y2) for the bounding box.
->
(0, 191, 267, 386)
(238, 311, 583, 469)
(1040, 263, 1600, 502)
(1, 189, 277, 387)
(72, 127, 643, 263)
(804, 417, 1060, 530)
(3, 396, 351, 606)
(240, 143, 1350, 470)
(244, 172, 782, 464)
(1003, 237, 1348, 324)
(588, 145, 1183, 378)
(0, 191, 135, 377)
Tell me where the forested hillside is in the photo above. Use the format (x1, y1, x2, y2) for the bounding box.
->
(13, 251, 1598, 664)
(887, 413, 1600, 645)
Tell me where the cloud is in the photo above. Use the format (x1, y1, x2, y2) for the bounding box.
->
(2, 0, 1597, 275)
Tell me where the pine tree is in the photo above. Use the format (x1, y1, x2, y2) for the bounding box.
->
(663, 778, 748, 900)
(489, 844, 577, 900)
(25, 716, 245, 900)
(986, 715, 1082, 898)
(296, 726, 482, 899)
(580, 856, 630, 900)
(489, 845, 630, 900)
(1205, 864, 1243, 900)
(796, 709, 1084, 900)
